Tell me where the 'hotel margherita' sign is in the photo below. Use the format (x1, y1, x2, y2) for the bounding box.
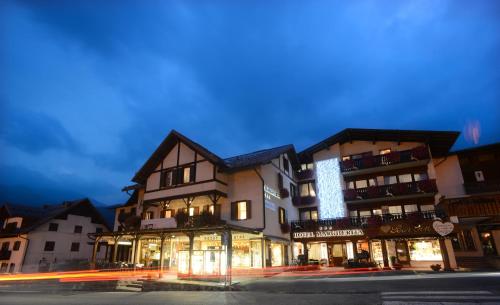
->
(293, 229, 365, 239)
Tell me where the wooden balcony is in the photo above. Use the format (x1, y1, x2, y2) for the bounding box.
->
(296, 169, 314, 181)
(343, 179, 438, 204)
(292, 196, 317, 206)
(340, 146, 430, 176)
(464, 181, 500, 195)
(291, 211, 438, 232)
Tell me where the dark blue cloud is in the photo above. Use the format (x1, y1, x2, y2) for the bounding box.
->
(1, 0, 499, 203)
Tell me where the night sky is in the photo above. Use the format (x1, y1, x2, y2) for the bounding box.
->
(1, 0, 499, 205)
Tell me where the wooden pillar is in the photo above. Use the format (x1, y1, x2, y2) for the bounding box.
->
(188, 233, 194, 277)
(159, 234, 166, 278)
(112, 236, 119, 264)
(439, 238, 452, 271)
(225, 230, 232, 286)
(381, 239, 390, 269)
(91, 236, 101, 269)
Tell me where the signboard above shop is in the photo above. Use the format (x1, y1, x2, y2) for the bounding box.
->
(293, 229, 365, 239)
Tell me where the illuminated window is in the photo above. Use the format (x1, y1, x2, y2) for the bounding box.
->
(380, 149, 391, 155)
(299, 182, 316, 197)
(183, 167, 191, 184)
(183, 207, 199, 216)
(404, 204, 418, 213)
(342, 156, 351, 161)
(232, 201, 250, 220)
(279, 207, 287, 225)
(311, 210, 318, 220)
(384, 176, 397, 185)
(419, 204, 435, 212)
(349, 210, 358, 217)
(388, 206, 402, 214)
(355, 180, 368, 189)
(398, 174, 413, 183)
(346, 181, 355, 189)
(237, 201, 247, 220)
(299, 208, 317, 220)
(161, 209, 173, 218)
(208, 205, 215, 215)
(144, 211, 154, 220)
(301, 163, 313, 170)
(414, 172, 428, 181)
(359, 210, 371, 217)
(372, 209, 382, 215)
(368, 178, 377, 187)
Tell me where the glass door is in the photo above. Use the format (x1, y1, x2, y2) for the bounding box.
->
(396, 241, 410, 264)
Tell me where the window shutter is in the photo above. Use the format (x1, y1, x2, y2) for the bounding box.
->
(160, 210, 165, 218)
(214, 204, 221, 217)
(160, 172, 165, 188)
(177, 168, 184, 184)
(170, 209, 175, 217)
(231, 202, 237, 220)
(190, 165, 196, 182)
(246, 200, 252, 219)
(194, 206, 200, 215)
(278, 173, 283, 190)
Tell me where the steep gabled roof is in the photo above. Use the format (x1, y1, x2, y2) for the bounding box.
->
(299, 128, 460, 159)
(223, 144, 299, 172)
(450, 142, 500, 156)
(132, 130, 225, 184)
(0, 198, 113, 235)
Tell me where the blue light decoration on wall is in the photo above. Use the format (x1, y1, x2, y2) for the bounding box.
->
(315, 157, 346, 219)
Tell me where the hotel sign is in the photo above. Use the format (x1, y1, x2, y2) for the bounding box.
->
(293, 229, 365, 239)
(264, 185, 281, 200)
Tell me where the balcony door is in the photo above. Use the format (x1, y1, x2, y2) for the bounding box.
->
(395, 241, 410, 265)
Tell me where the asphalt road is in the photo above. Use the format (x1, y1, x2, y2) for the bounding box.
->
(0, 272, 499, 305)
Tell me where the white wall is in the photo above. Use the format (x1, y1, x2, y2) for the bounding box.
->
(22, 214, 107, 273)
(433, 155, 465, 199)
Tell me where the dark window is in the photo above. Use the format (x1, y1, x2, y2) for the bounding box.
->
(13, 241, 21, 251)
(283, 156, 289, 173)
(279, 207, 287, 225)
(70, 242, 80, 252)
(96, 227, 103, 234)
(74, 225, 83, 233)
(44, 241, 55, 251)
(290, 183, 297, 197)
(160, 170, 173, 188)
(231, 201, 251, 220)
(130, 208, 136, 215)
(4, 222, 18, 232)
(0, 263, 7, 273)
(48, 223, 58, 232)
(1, 242, 9, 251)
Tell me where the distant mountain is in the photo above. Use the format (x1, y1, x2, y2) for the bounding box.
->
(0, 184, 85, 205)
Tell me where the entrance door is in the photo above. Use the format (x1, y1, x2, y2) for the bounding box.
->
(328, 243, 346, 266)
(395, 241, 410, 265)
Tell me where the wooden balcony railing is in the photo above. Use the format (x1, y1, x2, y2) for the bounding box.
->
(340, 146, 429, 172)
(291, 211, 437, 232)
(343, 179, 437, 202)
(292, 196, 317, 206)
(464, 181, 500, 194)
(296, 169, 314, 181)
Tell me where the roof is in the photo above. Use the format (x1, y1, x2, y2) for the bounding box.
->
(450, 142, 500, 156)
(132, 130, 226, 184)
(0, 198, 113, 235)
(299, 128, 460, 159)
(223, 144, 300, 172)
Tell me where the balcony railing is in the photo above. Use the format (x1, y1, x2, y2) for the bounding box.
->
(464, 181, 500, 194)
(296, 169, 314, 181)
(291, 211, 437, 232)
(343, 179, 437, 202)
(0, 250, 12, 260)
(340, 146, 429, 173)
(176, 214, 225, 228)
(292, 196, 316, 206)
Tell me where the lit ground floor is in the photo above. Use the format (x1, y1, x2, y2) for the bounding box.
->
(93, 225, 291, 279)
(292, 237, 454, 270)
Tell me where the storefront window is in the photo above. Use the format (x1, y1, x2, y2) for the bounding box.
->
(271, 243, 283, 266)
(371, 241, 383, 263)
(408, 240, 442, 261)
(388, 206, 402, 214)
(404, 204, 418, 213)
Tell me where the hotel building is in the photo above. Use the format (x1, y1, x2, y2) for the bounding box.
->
(92, 128, 500, 277)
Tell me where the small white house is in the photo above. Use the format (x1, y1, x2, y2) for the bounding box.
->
(0, 198, 112, 273)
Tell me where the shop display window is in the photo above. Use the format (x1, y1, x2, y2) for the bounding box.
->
(408, 240, 442, 261)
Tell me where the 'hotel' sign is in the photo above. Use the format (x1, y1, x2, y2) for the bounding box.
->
(293, 229, 365, 239)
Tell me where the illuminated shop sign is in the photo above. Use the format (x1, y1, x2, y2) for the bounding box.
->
(264, 185, 281, 200)
(293, 229, 364, 239)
